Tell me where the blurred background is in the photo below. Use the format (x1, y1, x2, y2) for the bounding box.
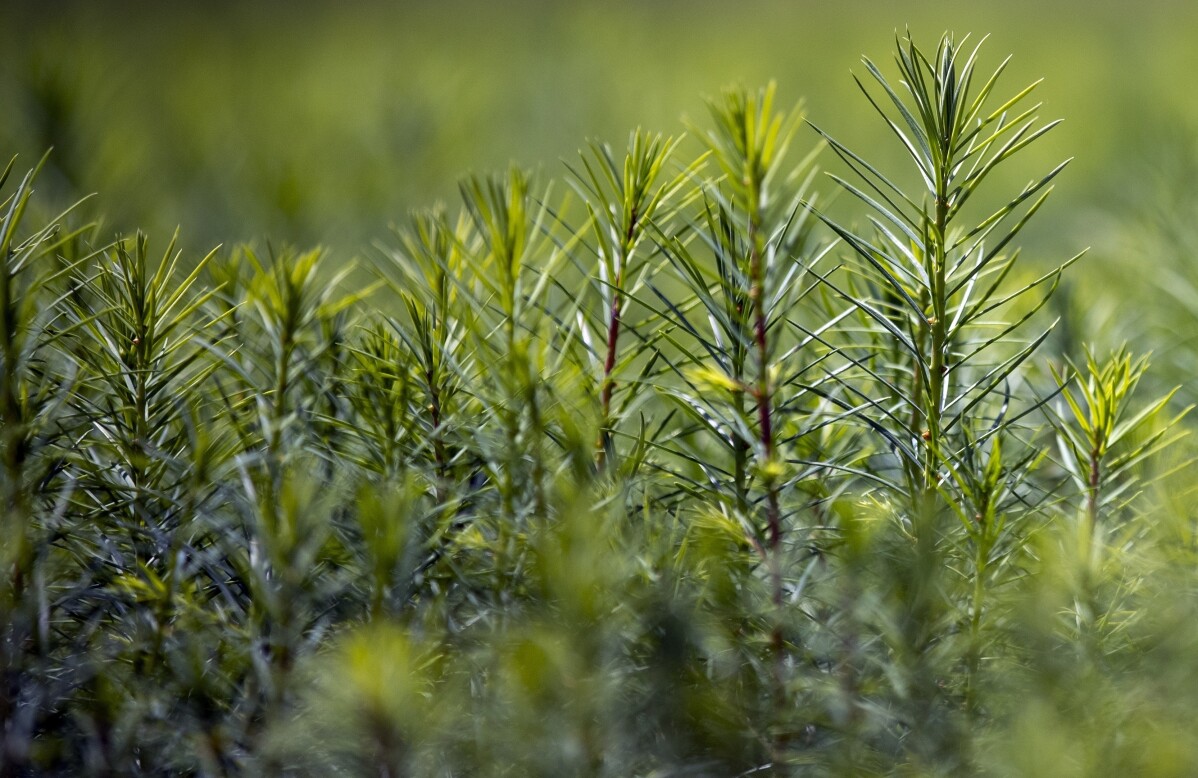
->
(2, 0, 1197, 376)
(1, 1, 1194, 246)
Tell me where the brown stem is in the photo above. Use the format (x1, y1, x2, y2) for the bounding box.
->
(426, 368, 449, 503)
(747, 217, 781, 561)
(596, 207, 637, 469)
(746, 211, 789, 739)
(754, 309, 780, 555)
(1087, 448, 1101, 530)
(596, 285, 622, 465)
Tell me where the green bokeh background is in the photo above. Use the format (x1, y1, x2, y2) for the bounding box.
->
(2, 0, 1195, 261)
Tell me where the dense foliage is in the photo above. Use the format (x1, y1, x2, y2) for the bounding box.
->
(2, 34, 1196, 776)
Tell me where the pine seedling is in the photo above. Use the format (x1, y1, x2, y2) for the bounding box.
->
(646, 84, 838, 523)
(809, 33, 1078, 514)
(1052, 346, 1188, 539)
(456, 166, 559, 528)
(338, 321, 417, 479)
(377, 207, 475, 497)
(210, 246, 365, 486)
(563, 130, 698, 470)
(46, 230, 245, 732)
(630, 84, 855, 757)
(0, 155, 92, 774)
(801, 33, 1080, 756)
(204, 246, 364, 761)
(60, 232, 221, 547)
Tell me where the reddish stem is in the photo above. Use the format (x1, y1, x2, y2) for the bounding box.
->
(596, 208, 638, 467)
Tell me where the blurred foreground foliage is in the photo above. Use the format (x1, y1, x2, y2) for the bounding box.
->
(2, 33, 1198, 777)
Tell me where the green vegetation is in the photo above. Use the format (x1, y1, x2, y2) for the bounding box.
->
(2, 26, 1198, 778)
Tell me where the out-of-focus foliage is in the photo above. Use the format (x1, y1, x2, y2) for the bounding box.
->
(1, 25, 1197, 778)
(1, 0, 1197, 260)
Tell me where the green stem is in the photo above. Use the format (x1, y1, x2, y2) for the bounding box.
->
(1086, 448, 1101, 531)
(1084, 447, 1102, 574)
(923, 194, 949, 506)
(966, 533, 987, 712)
(0, 263, 30, 604)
